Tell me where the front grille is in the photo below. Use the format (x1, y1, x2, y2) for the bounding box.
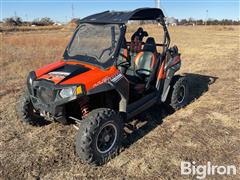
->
(30, 80, 64, 115)
(37, 86, 56, 104)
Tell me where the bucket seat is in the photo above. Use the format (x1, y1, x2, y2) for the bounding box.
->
(127, 37, 158, 94)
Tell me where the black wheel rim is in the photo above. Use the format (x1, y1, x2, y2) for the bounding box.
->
(96, 123, 117, 154)
(177, 85, 185, 103)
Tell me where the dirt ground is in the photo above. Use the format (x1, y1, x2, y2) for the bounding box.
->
(0, 25, 239, 180)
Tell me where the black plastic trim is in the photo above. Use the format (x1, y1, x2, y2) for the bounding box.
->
(87, 83, 114, 95)
(127, 91, 158, 120)
(27, 71, 37, 95)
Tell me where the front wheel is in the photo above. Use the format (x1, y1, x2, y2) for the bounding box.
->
(167, 76, 189, 110)
(75, 108, 123, 165)
(17, 92, 47, 126)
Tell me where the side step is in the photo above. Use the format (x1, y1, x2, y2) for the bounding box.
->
(126, 92, 158, 120)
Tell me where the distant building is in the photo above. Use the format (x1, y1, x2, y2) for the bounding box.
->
(166, 17, 178, 26)
(53, 22, 62, 26)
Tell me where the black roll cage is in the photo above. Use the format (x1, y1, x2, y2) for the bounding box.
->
(63, 8, 171, 69)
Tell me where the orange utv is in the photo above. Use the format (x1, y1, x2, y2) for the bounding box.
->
(18, 8, 189, 165)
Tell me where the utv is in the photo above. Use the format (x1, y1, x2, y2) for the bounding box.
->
(18, 8, 189, 165)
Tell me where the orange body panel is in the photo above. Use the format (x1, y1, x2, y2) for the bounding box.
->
(157, 59, 166, 80)
(60, 63, 119, 91)
(157, 55, 181, 80)
(35, 60, 65, 78)
(39, 73, 66, 84)
(134, 51, 144, 65)
(35, 60, 120, 91)
(134, 51, 157, 69)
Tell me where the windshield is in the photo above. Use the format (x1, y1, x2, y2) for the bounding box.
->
(67, 23, 120, 64)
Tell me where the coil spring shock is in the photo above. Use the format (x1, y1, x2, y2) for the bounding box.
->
(79, 97, 90, 117)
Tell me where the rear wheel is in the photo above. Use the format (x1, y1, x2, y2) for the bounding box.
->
(75, 108, 123, 165)
(167, 76, 189, 110)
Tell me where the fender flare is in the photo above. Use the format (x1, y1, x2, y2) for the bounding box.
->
(87, 76, 129, 112)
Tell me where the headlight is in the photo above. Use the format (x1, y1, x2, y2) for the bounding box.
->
(59, 87, 76, 98)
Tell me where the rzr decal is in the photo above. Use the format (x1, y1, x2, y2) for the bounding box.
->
(47, 72, 70, 79)
(111, 74, 123, 82)
(48, 72, 70, 76)
(92, 72, 122, 88)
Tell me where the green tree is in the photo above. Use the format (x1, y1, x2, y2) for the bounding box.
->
(3, 16, 22, 26)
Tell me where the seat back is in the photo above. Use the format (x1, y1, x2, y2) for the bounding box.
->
(133, 37, 157, 75)
(142, 37, 157, 53)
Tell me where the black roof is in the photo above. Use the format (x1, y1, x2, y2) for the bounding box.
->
(80, 8, 165, 24)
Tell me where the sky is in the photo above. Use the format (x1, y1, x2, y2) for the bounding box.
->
(1, 0, 239, 22)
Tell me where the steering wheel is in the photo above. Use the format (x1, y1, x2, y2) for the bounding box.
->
(135, 69, 151, 81)
(117, 61, 131, 69)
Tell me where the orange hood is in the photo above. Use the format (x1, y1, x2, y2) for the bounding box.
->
(35, 60, 120, 91)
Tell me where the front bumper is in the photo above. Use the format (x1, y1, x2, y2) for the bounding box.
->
(29, 79, 78, 116)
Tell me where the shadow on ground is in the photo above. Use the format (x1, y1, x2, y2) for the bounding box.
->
(123, 73, 218, 148)
(184, 73, 217, 103)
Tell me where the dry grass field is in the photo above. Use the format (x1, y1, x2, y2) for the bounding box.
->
(0, 25, 239, 179)
(0, 25, 63, 33)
